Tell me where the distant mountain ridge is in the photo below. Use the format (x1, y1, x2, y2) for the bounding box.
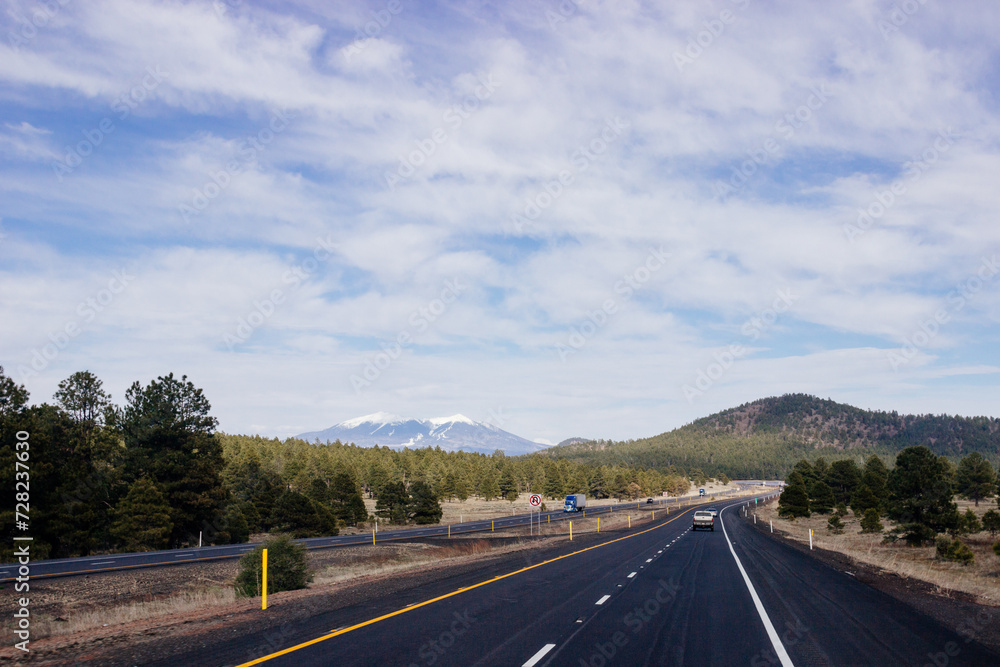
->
(296, 413, 550, 456)
(546, 394, 1000, 478)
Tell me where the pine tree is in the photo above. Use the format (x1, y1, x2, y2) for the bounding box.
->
(862, 455, 889, 508)
(850, 483, 879, 516)
(110, 478, 174, 551)
(408, 481, 443, 525)
(480, 472, 501, 501)
(778, 483, 810, 519)
(888, 446, 959, 545)
(955, 452, 996, 507)
(329, 469, 366, 525)
(375, 481, 409, 524)
(825, 460, 861, 506)
(809, 481, 836, 515)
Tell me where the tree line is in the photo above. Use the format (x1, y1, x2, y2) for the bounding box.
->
(777, 447, 1000, 546)
(0, 367, 691, 561)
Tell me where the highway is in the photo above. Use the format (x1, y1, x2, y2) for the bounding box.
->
(0, 491, 748, 582)
(147, 495, 998, 667)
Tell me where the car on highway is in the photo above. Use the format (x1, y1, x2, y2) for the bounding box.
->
(692, 510, 715, 531)
(706, 507, 718, 517)
(646, 498, 654, 504)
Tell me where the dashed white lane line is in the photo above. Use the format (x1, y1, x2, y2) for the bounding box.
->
(645, 559, 652, 563)
(627, 571, 637, 579)
(523, 643, 556, 667)
(90, 561, 116, 566)
(595, 595, 611, 605)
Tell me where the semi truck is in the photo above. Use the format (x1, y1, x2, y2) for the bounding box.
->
(563, 494, 586, 512)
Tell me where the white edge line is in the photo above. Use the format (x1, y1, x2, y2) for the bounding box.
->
(595, 595, 611, 605)
(523, 643, 556, 667)
(720, 506, 795, 667)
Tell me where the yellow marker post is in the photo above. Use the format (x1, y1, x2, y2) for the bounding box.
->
(652, 510, 655, 520)
(628, 515, 631, 528)
(448, 524, 451, 537)
(491, 520, 494, 532)
(569, 521, 573, 541)
(373, 529, 376, 546)
(597, 517, 600, 532)
(547, 515, 550, 523)
(262, 548, 268, 610)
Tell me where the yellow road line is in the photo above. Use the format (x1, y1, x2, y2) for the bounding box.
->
(236, 506, 704, 666)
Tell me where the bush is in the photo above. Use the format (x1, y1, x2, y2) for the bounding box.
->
(834, 503, 848, 518)
(234, 535, 312, 598)
(961, 508, 982, 535)
(827, 515, 845, 534)
(936, 536, 974, 565)
(859, 508, 883, 534)
(982, 509, 1000, 537)
(994, 540, 1000, 559)
(901, 522, 937, 547)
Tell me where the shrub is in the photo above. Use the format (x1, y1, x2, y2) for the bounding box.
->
(901, 522, 937, 547)
(827, 515, 844, 534)
(234, 535, 312, 598)
(859, 508, 883, 534)
(961, 508, 982, 535)
(834, 503, 848, 517)
(936, 536, 974, 565)
(982, 509, 1000, 537)
(994, 540, 1000, 559)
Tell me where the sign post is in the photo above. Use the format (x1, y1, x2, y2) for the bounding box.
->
(529, 494, 542, 536)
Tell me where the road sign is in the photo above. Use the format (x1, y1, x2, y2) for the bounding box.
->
(529, 494, 542, 507)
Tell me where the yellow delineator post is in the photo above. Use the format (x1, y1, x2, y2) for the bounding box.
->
(373, 529, 376, 546)
(262, 548, 268, 610)
(597, 517, 600, 532)
(628, 515, 631, 528)
(569, 521, 573, 541)
(652, 510, 655, 520)
(448, 524, 451, 538)
(491, 520, 494, 532)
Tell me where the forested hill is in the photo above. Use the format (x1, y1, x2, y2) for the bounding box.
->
(544, 394, 1000, 479)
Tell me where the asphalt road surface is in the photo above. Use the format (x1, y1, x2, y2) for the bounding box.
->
(154, 495, 997, 667)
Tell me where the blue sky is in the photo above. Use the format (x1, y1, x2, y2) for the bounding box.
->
(2, 0, 999, 444)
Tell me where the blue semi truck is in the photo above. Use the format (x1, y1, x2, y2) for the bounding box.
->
(563, 494, 586, 512)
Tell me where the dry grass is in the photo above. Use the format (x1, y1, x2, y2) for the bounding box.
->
(33, 587, 238, 639)
(756, 500, 1000, 606)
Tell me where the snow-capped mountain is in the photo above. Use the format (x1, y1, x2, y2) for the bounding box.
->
(295, 413, 550, 456)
